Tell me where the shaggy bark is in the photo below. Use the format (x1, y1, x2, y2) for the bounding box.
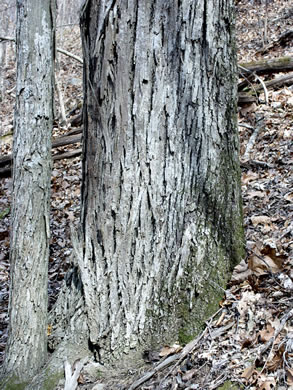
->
(0, 1, 244, 388)
(78, 0, 244, 362)
(0, 0, 55, 386)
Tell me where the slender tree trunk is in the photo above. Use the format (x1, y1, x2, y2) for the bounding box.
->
(0, 0, 55, 385)
(78, 0, 244, 361)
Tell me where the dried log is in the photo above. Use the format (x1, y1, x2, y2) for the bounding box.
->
(238, 93, 257, 105)
(258, 29, 293, 54)
(52, 134, 81, 148)
(239, 56, 293, 75)
(0, 134, 82, 170)
(52, 148, 82, 161)
(70, 113, 82, 127)
(0, 36, 83, 64)
(0, 149, 82, 178)
(256, 72, 293, 91)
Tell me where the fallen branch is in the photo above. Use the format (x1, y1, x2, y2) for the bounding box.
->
(239, 65, 269, 104)
(258, 29, 293, 54)
(129, 309, 223, 390)
(239, 56, 293, 75)
(238, 93, 257, 105)
(243, 114, 264, 161)
(128, 354, 180, 390)
(257, 72, 293, 91)
(0, 149, 82, 178)
(52, 134, 82, 148)
(0, 35, 83, 64)
(0, 36, 14, 42)
(0, 133, 81, 167)
(260, 308, 293, 373)
(56, 48, 83, 64)
(64, 358, 87, 390)
(0, 132, 82, 178)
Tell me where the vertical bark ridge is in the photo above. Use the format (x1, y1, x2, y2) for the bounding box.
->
(2, 0, 55, 380)
(80, 0, 243, 361)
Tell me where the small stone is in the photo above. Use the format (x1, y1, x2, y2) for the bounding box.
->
(92, 384, 106, 390)
(271, 101, 282, 109)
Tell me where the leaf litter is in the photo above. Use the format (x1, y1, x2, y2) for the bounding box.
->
(0, 0, 293, 389)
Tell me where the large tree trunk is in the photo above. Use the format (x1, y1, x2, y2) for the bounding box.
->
(0, 0, 55, 386)
(78, 0, 244, 362)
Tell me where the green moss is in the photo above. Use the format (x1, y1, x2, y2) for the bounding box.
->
(178, 329, 195, 345)
(0, 208, 10, 219)
(0, 376, 29, 390)
(218, 380, 243, 389)
(42, 369, 63, 390)
(0, 368, 63, 390)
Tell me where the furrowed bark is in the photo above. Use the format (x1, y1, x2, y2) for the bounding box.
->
(0, 0, 55, 385)
(79, 0, 244, 361)
(0, 2, 244, 387)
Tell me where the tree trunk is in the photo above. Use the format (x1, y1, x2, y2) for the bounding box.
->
(0, 1, 244, 388)
(0, 0, 55, 386)
(78, 0, 244, 362)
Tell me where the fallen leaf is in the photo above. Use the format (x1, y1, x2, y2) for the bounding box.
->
(47, 324, 52, 336)
(258, 324, 275, 343)
(231, 259, 252, 284)
(247, 191, 266, 199)
(241, 365, 255, 380)
(287, 368, 293, 386)
(261, 245, 285, 270)
(182, 368, 197, 382)
(242, 171, 259, 184)
(251, 216, 271, 226)
(241, 337, 254, 349)
(159, 343, 182, 357)
(248, 245, 284, 275)
(259, 378, 276, 390)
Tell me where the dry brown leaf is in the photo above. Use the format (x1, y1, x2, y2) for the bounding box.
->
(266, 351, 283, 371)
(241, 365, 255, 380)
(47, 324, 52, 336)
(251, 216, 271, 226)
(287, 368, 293, 386)
(231, 258, 252, 284)
(159, 343, 182, 357)
(248, 246, 283, 275)
(240, 102, 257, 116)
(241, 337, 254, 349)
(182, 368, 198, 382)
(247, 190, 266, 199)
(284, 191, 293, 202)
(259, 378, 276, 390)
(261, 245, 285, 270)
(258, 324, 275, 343)
(242, 171, 259, 184)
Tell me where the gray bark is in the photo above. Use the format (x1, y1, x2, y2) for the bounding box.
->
(78, 0, 244, 362)
(0, 1, 244, 388)
(0, 0, 55, 385)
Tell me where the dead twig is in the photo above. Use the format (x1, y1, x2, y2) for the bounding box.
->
(260, 308, 293, 373)
(243, 114, 264, 161)
(64, 357, 87, 390)
(0, 36, 83, 64)
(239, 65, 269, 105)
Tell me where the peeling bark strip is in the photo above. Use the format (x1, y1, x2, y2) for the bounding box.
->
(80, 0, 244, 360)
(1, 0, 55, 383)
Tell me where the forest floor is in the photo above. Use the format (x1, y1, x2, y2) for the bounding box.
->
(0, 0, 292, 389)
